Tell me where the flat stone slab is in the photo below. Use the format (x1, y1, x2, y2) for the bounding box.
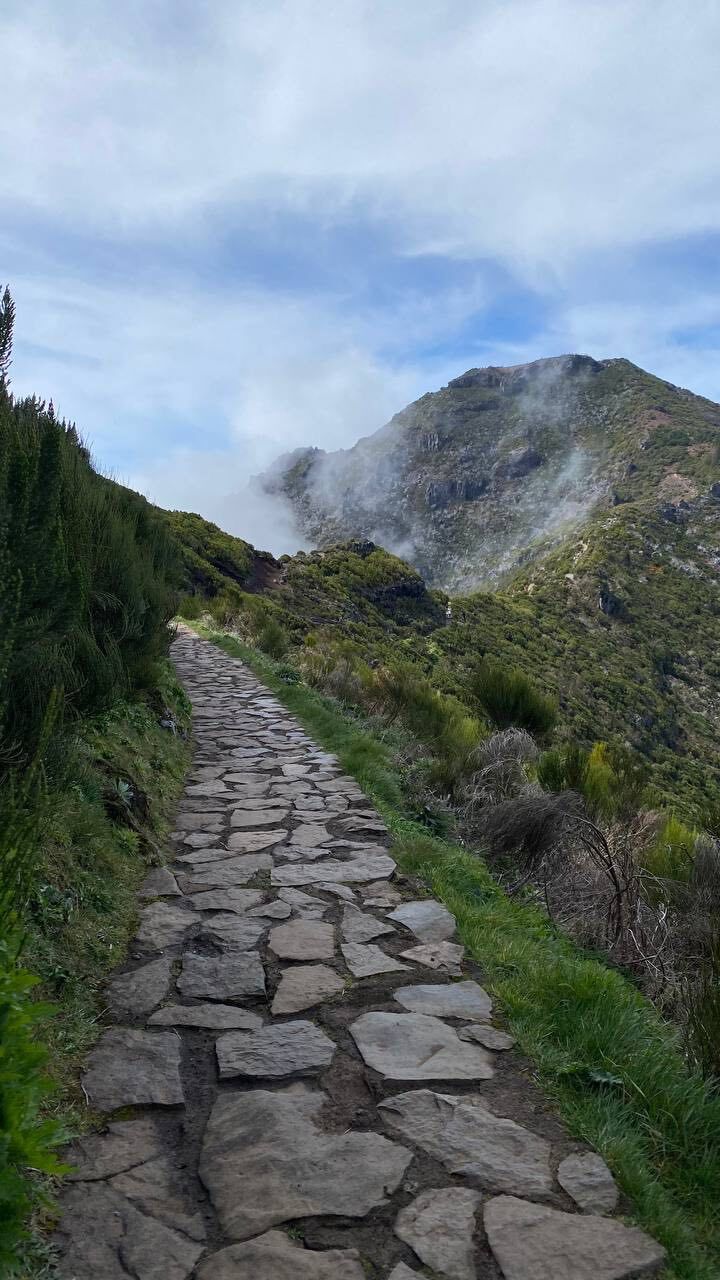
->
(400, 941, 465, 972)
(341, 906, 396, 943)
(341, 942, 410, 978)
(199, 1088, 412, 1239)
(180, 831, 219, 848)
(360, 881, 402, 907)
(316, 778, 365, 796)
(395, 1186, 482, 1280)
(219, 777, 270, 793)
(135, 902, 200, 951)
(380, 1090, 553, 1197)
(174, 813, 225, 831)
(387, 899, 456, 942)
(387, 1266, 420, 1280)
(186, 781, 234, 796)
(178, 952, 266, 999)
(67, 1119, 163, 1182)
(230, 796, 289, 810)
(184, 854, 273, 889)
(110, 1154, 205, 1240)
(350, 1012, 494, 1080)
(149, 1003, 263, 1030)
(189, 888, 266, 913)
(57, 1182, 203, 1280)
(272, 854, 396, 886)
(196, 1231, 365, 1279)
(277, 845, 332, 863)
(459, 1024, 516, 1050)
(271, 964, 345, 1014)
(312, 881, 356, 901)
(394, 981, 493, 1022)
(231, 808, 291, 827)
(216, 1020, 336, 1078)
(82, 1029, 184, 1110)
(269, 920, 335, 960)
(483, 1195, 666, 1280)
(277, 887, 328, 919)
(176, 846, 244, 865)
(138, 867, 180, 898)
(557, 1152, 619, 1214)
(291, 823, 332, 846)
(247, 899, 292, 919)
(226, 830, 287, 851)
(106, 956, 172, 1019)
(199, 914, 267, 950)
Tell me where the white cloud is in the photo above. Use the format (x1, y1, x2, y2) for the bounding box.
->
(2, 1, 720, 269)
(3, 0, 720, 554)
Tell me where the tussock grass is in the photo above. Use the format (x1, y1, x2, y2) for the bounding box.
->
(202, 623, 720, 1280)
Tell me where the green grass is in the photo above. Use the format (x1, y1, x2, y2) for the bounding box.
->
(199, 622, 720, 1280)
(12, 661, 191, 1275)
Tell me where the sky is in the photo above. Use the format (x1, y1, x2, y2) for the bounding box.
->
(3, 0, 720, 551)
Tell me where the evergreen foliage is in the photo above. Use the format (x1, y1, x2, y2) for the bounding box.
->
(0, 383, 180, 780)
(0, 292, 184, 1267)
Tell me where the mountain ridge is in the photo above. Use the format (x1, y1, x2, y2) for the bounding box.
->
(259, 352, 720, 592)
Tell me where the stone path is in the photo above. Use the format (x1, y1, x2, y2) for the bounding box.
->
(54, 627, 666, 1279)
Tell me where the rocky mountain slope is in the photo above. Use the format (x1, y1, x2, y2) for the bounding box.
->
(260, 354, 720, 592)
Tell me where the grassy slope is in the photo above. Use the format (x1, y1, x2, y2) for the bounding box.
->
(198, 622, 720, 1280)
(16, 660, 190, 1275)
(171, 506, 720, 816)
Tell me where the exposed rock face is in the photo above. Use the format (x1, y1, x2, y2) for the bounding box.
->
(260, 354, 720, 591)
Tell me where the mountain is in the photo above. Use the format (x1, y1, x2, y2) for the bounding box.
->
(260, 354, 720, 592)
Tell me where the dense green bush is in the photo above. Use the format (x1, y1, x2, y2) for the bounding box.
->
(537, 740, 649, 820)
(256, 618, 289, 659)
(0, 387, 180, 776)
(0, 296, 186, 1264)
(468, 659, 557, 738)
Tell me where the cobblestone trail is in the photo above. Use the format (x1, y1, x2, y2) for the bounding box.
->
(55, 627, 666, 1279)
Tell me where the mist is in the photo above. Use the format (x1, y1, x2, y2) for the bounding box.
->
(265, 356, 612, 593)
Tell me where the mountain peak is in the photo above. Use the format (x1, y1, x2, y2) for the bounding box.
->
(256, 354, 720, 592)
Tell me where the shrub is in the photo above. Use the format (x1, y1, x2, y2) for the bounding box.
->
(256, 618, 289, 660)
(468, 660, 557, 738)
(684, 930, 720, 1084)
(537, 743, 589, 794)
(206, 591, 241, 628)
(0, 381, 180, 776)
(464, 728, 538, 809)
(539, 741, 649, 821)
(177, 593, 202, 620)
(642, 814, 697, 881)
(368, 662, 483, 791)
(0, 943, 66, 1270)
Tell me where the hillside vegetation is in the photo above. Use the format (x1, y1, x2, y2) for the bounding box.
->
(0, 293, 189, 1270)
(171, 371, 720, 1104)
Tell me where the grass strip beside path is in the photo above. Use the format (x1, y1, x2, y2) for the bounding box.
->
(199, 625, 720, 1280)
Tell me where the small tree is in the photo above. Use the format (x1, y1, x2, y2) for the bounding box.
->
(0, 286, 15, 393)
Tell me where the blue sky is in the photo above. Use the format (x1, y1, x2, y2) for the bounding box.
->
(3, 0, 720, 549)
